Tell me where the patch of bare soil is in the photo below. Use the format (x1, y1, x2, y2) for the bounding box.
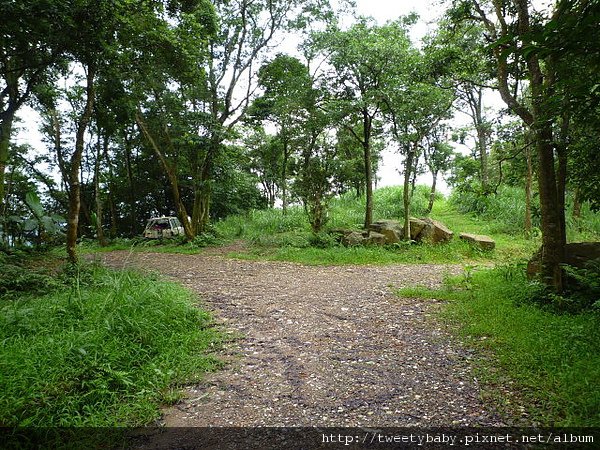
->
(97, 250, 513, 427)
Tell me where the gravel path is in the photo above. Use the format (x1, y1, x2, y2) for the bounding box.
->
(97, 250, 510, 427)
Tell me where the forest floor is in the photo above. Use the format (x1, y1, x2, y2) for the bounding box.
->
(96, 248, 525, 428)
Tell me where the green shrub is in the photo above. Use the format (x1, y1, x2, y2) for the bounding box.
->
(525, 260, 600, 313)
(308, 232, 339, 249)
(190, 232, 222, 248)
(0, 264, 60, 298)
(450, 185, 541, 235)
(0, 253, 63, 299)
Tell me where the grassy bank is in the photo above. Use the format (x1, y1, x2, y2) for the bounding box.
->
(398, 266, 600, 426)
(0, 257, 223, 427)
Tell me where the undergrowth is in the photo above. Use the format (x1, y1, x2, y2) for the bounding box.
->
(215, 185, 537, 264)
(451, 185, 600, 240)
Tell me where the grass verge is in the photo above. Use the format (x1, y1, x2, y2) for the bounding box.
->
(0, 261, 223, 428)
(396, 266, 600, 426)
(227, 239, 499, 265)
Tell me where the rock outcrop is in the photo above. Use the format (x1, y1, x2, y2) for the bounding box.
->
(418, 218, 454, 244)
(341, 231, 366, 246)
(459, 233, 496, 250)
(403, 217, 428, 240)
(368, 220, 403, 244)
(337, 217, 455, 247)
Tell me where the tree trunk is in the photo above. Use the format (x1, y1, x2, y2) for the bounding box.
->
(465, 87, 488, 192)
(0, 66, 21, 210)
(2, 164, 15, 246)
(102, 136, 118, 238)
(123, 131, 137, 235)
(474, 91, 489, 192)
(427, 171, 438, 214)
(410, 153, 419, 199)
(192, 135, 218, 235)
(556, 114, 569, 247)
(93, 134, 107, 246)
(363, 110, 373, 230)
(536, 127, 564, 291)
(573, 188, 582, 219)
(518, 0, 565, 291)
(403, 146, 415, 240)
(524, 143, 533, 234)
(0, 115, 14, 209)
(192, 182, 211, 235)
(281, 137, 289, 215)
(66, 65, 96, 264)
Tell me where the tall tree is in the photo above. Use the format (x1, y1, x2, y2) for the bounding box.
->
(428, 22, 496, 192)
(251, 54, 313, 214)
(0, 1, 67, 208)
(194, 0, 332, 231)
(450, 0, 578, 291)
(382, 36, 454, 239)
(316, 18, 414, 229)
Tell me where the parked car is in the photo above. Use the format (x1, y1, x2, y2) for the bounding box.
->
(143, 217, 184, 239)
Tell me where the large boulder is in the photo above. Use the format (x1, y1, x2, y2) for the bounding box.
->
(341, 231, 366, 246)
(365, 231, 388, 246)
(460, 232, 496, 250)
(418, 218, 454, 244)
(401, 217, 428, 241)
(369, 220, 403, 244)
(527, 242, 600, 278)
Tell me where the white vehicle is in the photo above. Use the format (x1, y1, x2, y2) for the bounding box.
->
(143, 217, 184, 239)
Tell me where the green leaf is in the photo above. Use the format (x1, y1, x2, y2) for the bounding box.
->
(25, 192, 45, 219)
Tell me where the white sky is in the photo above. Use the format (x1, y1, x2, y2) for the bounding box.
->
(353, 0, 441, 32)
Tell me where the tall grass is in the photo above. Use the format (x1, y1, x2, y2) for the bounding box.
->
(0, 263, 222, 427)
(451, 185, 600, 239)
(327, 185, 437, 229)
(450, 185, 540, 235)
(216, 185, 438, 241)
(397, 266, 600, 426)
(214, 185, 537, 264)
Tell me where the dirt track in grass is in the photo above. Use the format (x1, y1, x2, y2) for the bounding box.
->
(96, 249, 520, 428)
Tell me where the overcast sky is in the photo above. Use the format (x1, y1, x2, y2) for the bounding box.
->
(353, 0, 441, 29)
